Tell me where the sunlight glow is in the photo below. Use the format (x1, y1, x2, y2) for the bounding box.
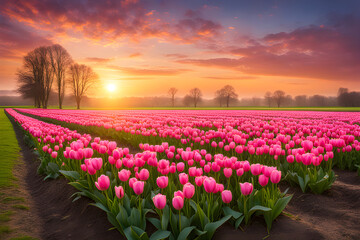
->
(106, 83, 116, 93)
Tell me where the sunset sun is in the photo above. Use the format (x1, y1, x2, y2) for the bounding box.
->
(106, 83, 116, 93)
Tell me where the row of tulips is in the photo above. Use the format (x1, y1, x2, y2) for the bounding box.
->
(16, 108, 360, 193)
(7, 108, 292, 239)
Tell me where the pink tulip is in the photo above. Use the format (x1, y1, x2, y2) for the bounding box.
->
(203, 177, 217, 193)
(133, 181, 145, 195)
(259, 175, 269, 187)
(51, 151, 58, 158)
(174, 190, 184, 199)
(118, 169, 131, 182)
(176, 162, 185, 172)
(91, 158, 103, 170)
(172, 196, 184, 210)
(223, 168, 232, 178)
(153, 193, 166, 209)
(115, 186, 124, 199)
(129, 177, 137, 188)
(183, 183, 195, 199)
(270, 170, 281, 184)
(221, 190, 232, 203)
(179, 173, 189, 185)
(156, 176, 168, 189)
(139, 169, 149, 181)
(95, 175, 110, 191)
(250, 164, 262, 176)
(240, 182, 253, 196)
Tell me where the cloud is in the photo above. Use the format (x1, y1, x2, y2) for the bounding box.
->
(108, 65, 190, 76)
(129, 52, 142, 58)
(0, 15, 52, 60)
(0, 0, 223, 44)
(83, 57, 114, 63)
(177, 14, 360, 81)
(165, 53, 188, 59)
(202, 76, 257, 80)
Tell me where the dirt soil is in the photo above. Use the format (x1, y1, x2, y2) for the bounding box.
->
(8, 113, 360, 240)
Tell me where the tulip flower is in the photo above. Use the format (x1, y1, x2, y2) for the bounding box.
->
(156, 176, 168, 189)
(153, 193, 166, 209)
(95, 175, 110, 191)
(204, 177, 217, 193)
(118, 169, 131, 182)
(115, 186, 124, 199)
(221, 190, 232, 203)
(259, 175, 269, 187)
(139, 169, 149, 181)
(172, 196, 184, 210)
(240, 182, 253, 196)
(133, 181, 145, 195)
(183, 183, 195, 199)
(179, 173, 189, 185)
(270, 170, 281, 184)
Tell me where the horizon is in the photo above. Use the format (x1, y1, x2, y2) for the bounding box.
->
(0, 0, 359, 100)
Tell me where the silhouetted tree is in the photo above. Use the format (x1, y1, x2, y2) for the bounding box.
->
(69, 63, 98, 109)
(264, 91, 272, 107)
(49, 44, 73, 109)
(222, 85, 238, 107)
(188, 88, 202, 107)
(17, 46, 54, 108)
(168, 87, 178, 107)
(337, 88, 360, 107)
(215, 89, 226, 107)
(273, 90, 286, 108)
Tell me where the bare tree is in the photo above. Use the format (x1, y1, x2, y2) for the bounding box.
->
(69, 63, 98, 109)
(273, 90, 286, 108)
(49, 44, 72, 109)
(188, 87, 202, 107)
(17, 46, 54, 108)
(168, 87, 178, 107)
(222, 85, 238, 107)
(264, 91, 272, 107)
(215, 89, 226, 107)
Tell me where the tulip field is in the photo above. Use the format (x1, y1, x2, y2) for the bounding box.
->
(4, 108, 360, 239)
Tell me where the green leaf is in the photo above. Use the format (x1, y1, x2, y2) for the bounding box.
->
(148, 218, 161, 230)
(161, 205, 170, 230)
(132, 226, 148, 240)
(178, 226, 195, 240)
(248, 205, 272, 215)
(272, 195, 292, 220)
(223, 206, 242, 219)
(47, 162, 60, 173)
(149, 230, 171, 240)
(59, 170, 80, 180)
(235, 215, 244, 229)
(204, 215, 231, 239)
(91, 202, 110, 213)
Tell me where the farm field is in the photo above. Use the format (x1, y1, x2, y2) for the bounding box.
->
(1, 108, 359, 239)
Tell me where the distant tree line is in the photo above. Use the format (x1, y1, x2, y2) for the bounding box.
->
(17, 45, 98, 109)
(167, 87, 358, 108)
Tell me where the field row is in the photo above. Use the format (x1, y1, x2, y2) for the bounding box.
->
(7, 108, 360, 239)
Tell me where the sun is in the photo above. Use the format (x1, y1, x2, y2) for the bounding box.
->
(106, 83, 116, 93)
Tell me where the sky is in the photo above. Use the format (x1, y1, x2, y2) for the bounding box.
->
(0, 0, 359, 98)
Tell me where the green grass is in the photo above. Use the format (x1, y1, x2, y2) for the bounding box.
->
(0, 109, 20, 187)
(1, 197, 25, 204)
(0, 211, 13, 222)
(0, 225, 12, 234)
(11, 237, 39, 240)
(11, 205, 29, 210)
